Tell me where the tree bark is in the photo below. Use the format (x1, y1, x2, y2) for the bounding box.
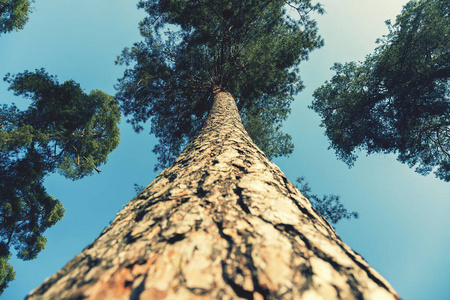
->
(27, 89, 401, 300)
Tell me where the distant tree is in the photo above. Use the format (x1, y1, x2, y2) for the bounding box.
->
(0, 69, 120, 294)
(295, 176, 358, 225)
(312, 0, 450, 181)
(0, 0, 34, 35)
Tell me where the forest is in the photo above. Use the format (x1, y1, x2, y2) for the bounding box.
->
(1, 0, 449, 299)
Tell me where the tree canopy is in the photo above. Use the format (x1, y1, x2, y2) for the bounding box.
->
(312, 0, 450, 181)
(116, 0, 324, 169)
(0, 0, 34, 35)
(0, 69, 120, 294)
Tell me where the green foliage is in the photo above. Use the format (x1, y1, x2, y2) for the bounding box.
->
(295, 177, 358, 225)
(116, 0, 324, 169)
(0, 252, 15, 293)
(0, 0, 34, 35)
(0, 69, 120, 295)
(134, 183, 145, 195)
(312, 0, 450, 181)
(3, 69, 121, 180)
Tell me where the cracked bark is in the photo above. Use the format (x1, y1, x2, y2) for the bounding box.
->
(27, 89, 401, 300)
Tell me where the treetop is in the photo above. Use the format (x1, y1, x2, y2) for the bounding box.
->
(116, 0, 324, 169)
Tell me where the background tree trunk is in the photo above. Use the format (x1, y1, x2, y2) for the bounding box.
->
(27, 89, 401, 299)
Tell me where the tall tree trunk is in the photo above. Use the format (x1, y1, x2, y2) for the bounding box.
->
(27, 89, 400, 300)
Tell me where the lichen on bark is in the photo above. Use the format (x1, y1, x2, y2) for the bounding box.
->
(27, 89, 401, 299)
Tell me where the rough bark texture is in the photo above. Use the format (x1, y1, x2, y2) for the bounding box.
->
(27, 89, 401, 299)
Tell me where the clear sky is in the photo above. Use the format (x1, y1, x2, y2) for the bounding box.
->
(1, 0, 449, 299)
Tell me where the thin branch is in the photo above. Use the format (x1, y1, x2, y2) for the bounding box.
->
(82, 155, 102, 173)
(436, 127, 450, 158)
(195, 0, 224, 21)
(283, 1, 308, 24)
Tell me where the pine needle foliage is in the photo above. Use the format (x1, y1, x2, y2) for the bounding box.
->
(0, 69, 120, 294)
(296, 177, 358, 225)
(312, 0, 450, 181)
(116, 0, 324, 169)
(0, 0, 34, 35)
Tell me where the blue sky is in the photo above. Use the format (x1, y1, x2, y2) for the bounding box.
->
(1, 0, 449, 299)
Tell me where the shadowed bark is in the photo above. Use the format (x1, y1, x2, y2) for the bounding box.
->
(27, 89, 401, 299)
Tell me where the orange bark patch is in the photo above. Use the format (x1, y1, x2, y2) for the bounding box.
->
(86, 267, 134, 299)
(139, 287, 168, 299)
(86, 254, 161, 299)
